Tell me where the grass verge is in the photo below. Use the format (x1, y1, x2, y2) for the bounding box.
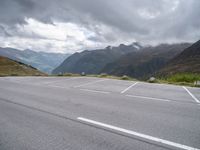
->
(157, 73, 200, 87)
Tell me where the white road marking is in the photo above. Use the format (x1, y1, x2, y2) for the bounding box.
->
(182, 86, 200, 103)
(121, 82, 138, 94)
(3, 78, 70, 89)
(74, 79, 108, 88)
(47, 85, 67, 89)
(42, 77, 77, 85)
(77, 117, 200, 150)
(80, 89, 110, 94)
(126, 95, 171, 102)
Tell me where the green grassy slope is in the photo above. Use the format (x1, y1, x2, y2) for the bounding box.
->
(0, 56, 46, 76)
(158, 40, 200, 75)
(156, 40, 200, 86)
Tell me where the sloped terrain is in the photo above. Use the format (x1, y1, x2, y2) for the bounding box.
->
(0, 56, 45, 76)
(0, 48, 70, 73)
(52, 43, 142, 74)
(159, 40, 200, 76)
(101, 43, 191, 79)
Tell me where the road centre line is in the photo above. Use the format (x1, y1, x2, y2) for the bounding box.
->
(77, 117, 200, 150)
(74, 79, 108, 88)
(126, 95, 171, 102)
(182, 86, 200, 103)
(121, 82, 138, 94)
(80, 89, 110, 94)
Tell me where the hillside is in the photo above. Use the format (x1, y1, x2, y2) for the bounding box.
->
(52, 43, 142, 74)
(101, 43, 191, 79)
(158, 40, 200, 76)
(0, 48, 70, 73)
(0, 56, 45, 76)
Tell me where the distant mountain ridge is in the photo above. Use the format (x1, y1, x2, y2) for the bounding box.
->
(0, 47, 70, 73)
(0, 56, 45, 76)
(53, 42, 191, 79)
(52, 42, 143, 74)
(158, 40, 200, 75)
(101, 43, 191, 79)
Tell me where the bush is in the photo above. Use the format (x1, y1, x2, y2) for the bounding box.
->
(11, 73, 18, 76)
(166, 73, 200, 83)
(99, 73, 108, 78)
(63, 73, 73, 76)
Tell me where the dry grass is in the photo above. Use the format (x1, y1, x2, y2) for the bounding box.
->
(0, 56, 46, 76)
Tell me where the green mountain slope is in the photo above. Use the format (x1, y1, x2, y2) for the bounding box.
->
(159, 40, 200, 76)
(0, 48, 70, 73)
(52, 43, 142, 74)
(0, 56, 45, 76)
(101, 43, 191, 79)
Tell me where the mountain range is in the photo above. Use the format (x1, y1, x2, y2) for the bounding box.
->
(0, 48, 70, 73)
(159, 40, 200, 76)
(52, 42, 143, 74)
(1, 40, 199, 79)
(101, 43, 191, 79)
(53, 42, 192, 79)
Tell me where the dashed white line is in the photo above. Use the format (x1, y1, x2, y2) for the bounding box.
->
(42, 77, 78, 85)
(74, 79, 108, 88)
(77, 117, 200, 150)
(80, 89, 110, 94)
(47, 85, 67, 89)
(182, 86, 200, 103)
(121, 82, 138, 94)
(126, 95, 171, 102)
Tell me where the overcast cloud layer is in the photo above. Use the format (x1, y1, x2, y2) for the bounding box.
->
(0, 0, 199, 53)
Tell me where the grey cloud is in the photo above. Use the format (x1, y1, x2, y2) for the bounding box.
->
(0, 0, 200, 52)
(0, 24, 50, 40)
(0, 25, 12, 37)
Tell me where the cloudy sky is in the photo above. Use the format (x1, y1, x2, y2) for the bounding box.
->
(0, 0, 199, 53)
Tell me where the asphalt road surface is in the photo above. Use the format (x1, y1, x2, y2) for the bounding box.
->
(0, 77, 199, 150)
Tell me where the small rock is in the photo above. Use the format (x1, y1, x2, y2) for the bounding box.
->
(81, 72, 86, 76)
(194, 81, 200, 86)
(149, 77, 156, 82)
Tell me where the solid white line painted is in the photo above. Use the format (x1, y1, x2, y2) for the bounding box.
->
(80, 89, 110, 94)
(121, 82, 138, 94)
(182, 86, 200, 103)
(77, 117, 200, 150)
(126, 95, 171, 102)
(74, 79, 108, 88)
